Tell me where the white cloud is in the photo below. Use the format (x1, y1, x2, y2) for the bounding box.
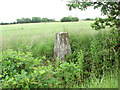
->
(0, 0, 107, 23)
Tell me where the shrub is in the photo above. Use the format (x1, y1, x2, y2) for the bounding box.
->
(2, 49, 51, 88)
(61, 17, 72, 22)
(2, 49, 84, 88)
(61, 17, 79, 22)
(2, 49, 91, 88)
(67, 28, 119, 83)
(89, 29, 119, 77)
(71, 17, 79, 22)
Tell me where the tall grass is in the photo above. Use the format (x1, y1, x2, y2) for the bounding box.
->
(1, 21, 97, 58)
(88, 71, 118, 88)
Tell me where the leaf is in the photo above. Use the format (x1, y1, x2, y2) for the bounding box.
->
(34, 70, 37, 74)
(66, 4, 70, 6)
(13, 81, 17, 84)
(94, 6, 99, 9)
(5, 75, 9, 80)
(69, 6, 72, 10)
(39, 70, 45, 74)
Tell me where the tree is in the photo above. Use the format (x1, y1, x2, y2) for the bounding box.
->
(67, 0, 120, 30)
(49, 19, 55, 22)
(61, 17, 72, 22)
(61, 16, 79, 22)
(17, 18, 32, 23)
(17, 19, 21, 23)
(32, 17, 41, 23)
(85, 18, 92, 21)
(71, 17, 79, 21)
(20, 18, 26, 23)
(25, 18, 32, 23)
(42, 18, 49, 22)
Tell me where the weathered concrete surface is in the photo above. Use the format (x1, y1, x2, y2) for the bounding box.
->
(54, 32, 71, 61)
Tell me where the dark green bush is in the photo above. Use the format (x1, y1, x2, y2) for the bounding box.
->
(71, 17, 79, 22)
(67, 28, 119, 81)
(61, 17, 79, 22)
(89, 29, 119, 77)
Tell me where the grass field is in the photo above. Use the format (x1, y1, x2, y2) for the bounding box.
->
(1, 21, 118, 88)
(1, 21, 98, 57)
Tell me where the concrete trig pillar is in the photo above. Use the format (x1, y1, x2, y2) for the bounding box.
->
(54, 32, 71, 61)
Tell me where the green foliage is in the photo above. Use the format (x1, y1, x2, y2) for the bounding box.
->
(61, 17, 72, 22)
(71, 17, 79, 21)
(2, 49, 50, 88)
(61, 16, 79, 22)
(0, 22, 17, 25)
(32, 17, 41, 23)
(1, 21, 119, 88)
(89, 29, 119, 77)
(67, 1, 120, 30)
(16, 17, 56, 24)
(17, 18, 32, 23)
(1, 49, 85, 88)
(67, 28, 119, 87)
(42, 18, 49, 22)
(88, 71, 118, 88)
(31, 42, 54, 58)
(49, 19, 55, 22)
(84, 18, 94, 21)
(2, 28, 119, 88)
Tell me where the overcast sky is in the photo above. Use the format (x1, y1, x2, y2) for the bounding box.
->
(0, 0, 107, 23)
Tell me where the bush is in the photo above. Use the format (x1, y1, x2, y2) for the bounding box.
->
(2, 49, 85, 88)
(61, 17, 72, 22)
(67, 28, 119, 84)
(89, 29, 119, 77)
(71, 17, 79, 22)
(2, 49, 50, 88)
(61, 17, 79, 22)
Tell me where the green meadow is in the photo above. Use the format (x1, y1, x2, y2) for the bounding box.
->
(1, 21, 97, 57)
(1, 21, 119, 88)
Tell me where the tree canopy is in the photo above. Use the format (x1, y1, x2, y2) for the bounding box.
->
(61, 16, 79, 22)
(67, 0, 120, 30)
(16, 17, 55, 24)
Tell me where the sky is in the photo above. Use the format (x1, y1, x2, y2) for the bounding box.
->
(0, 0, 107, 23)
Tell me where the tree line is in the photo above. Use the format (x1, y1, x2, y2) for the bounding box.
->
(17, 17, 79, 23)
(0, 17, 56, 25)
(0, 16, 96, 25)
(17, 17, 55, 23)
